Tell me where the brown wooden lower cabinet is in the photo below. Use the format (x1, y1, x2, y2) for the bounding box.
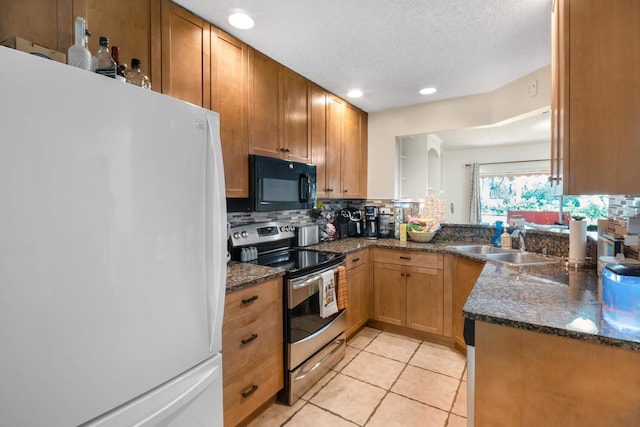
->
(345, 249, 371, 339)
(371, 248, 446, 341)
(475, 321, 640, 426)
(222, 278, 283, 427)
(451, 255, 484, 352)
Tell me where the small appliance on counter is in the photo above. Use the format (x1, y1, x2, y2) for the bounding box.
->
(364, 205, 379, 239)
(602, 263, 640, 332)
(378, 208, 392, 238)
(296, 224, 319, 247)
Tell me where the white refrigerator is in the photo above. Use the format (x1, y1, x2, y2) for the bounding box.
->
(0, 47, 227, 426)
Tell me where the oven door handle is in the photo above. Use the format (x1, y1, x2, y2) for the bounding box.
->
(291, 266, 340, 290)
(294, 337, 345, 381)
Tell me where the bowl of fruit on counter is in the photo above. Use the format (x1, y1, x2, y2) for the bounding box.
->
(406, 217, 440, 242)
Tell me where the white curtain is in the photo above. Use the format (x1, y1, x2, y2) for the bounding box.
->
(469, 162, 481, 224)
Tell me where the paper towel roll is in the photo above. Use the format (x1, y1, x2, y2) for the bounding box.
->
(569, 218, 587, 263)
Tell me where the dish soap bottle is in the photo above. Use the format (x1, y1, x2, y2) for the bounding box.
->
(492, 220, 503, 248)
(500, 224, 512, 249)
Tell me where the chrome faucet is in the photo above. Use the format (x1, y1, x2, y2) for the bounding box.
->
(511, 224, 527, 251)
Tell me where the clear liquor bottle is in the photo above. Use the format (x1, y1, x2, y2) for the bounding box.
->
(92, 37, 117, 78)
(125, 58, 151, 90)
(67, 17, 92, 71)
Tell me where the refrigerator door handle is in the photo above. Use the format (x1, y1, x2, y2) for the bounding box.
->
(205, 114, 227, 353)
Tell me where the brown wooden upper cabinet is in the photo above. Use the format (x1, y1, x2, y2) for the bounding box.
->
(342, 104, 367, 198)
(211, 29, 248, 198)
(247, 48, 311, 163)
(550, 0, 640, 195)
(160, 0, 210, 108)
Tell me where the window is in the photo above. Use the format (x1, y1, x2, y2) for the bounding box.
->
(477, 161, 608, 227)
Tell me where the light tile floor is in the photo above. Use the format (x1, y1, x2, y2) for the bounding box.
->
(248, 327, 468, 427)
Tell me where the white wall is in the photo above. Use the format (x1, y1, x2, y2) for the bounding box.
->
(443, 141, 550, 223)
(367, 66, 551, 199)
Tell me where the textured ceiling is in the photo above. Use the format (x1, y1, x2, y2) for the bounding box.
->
(173, 0, 552, 113)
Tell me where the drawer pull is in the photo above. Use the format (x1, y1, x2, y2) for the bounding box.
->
(241, 295, 259, 305)
(242, 384, 259, 398)
(352, 257, 360, 262)
(399, 256, 412, 260)
(241, 333, 259, 345)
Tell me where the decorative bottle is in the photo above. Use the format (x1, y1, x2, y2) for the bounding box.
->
(492, 220, 503, 248)
(125, 58, 151, 90)
(67, 17, 92, 71)
(92, 36, 117, 78)
(110, 46, 127, 82)
(500, 225, 512, 249)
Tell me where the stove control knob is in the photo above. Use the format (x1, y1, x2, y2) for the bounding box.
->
(279, 226, 285, 232)
(241, 231, 248, 238)
(233, 232, 240, 239)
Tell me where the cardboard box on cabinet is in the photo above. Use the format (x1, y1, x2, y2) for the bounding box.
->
(1, 36, 66, 64)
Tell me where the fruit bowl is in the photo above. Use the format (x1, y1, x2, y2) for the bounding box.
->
(407, 230, 437, 243)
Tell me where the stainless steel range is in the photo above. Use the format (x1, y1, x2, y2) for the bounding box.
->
(229, 221, 346, 405)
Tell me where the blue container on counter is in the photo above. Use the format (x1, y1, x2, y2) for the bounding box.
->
(602, 263, 640, 332)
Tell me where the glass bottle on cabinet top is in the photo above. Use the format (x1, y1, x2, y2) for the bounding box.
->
(67, 17, 92, 71)
(126, 58, 151, 90)
(93, 37, 117, 78)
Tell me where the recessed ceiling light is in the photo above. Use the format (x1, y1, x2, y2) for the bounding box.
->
(228, 12, 254, 30)
(419, 87, 437, 95)
(347, 89, 363, 98)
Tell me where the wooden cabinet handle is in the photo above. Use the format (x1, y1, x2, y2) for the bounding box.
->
(241, 384, 259, 398)
(352, 257, 360, 262)
(241, 295, 259, 305)
(399, 256, 412, 260)
(241, 333, 258, 345)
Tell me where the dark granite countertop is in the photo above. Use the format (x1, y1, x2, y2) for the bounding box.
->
(226, 236, 640, 351)
(225, 261, 284, 293)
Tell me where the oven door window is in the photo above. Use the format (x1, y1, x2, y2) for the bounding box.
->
(289, 294, 341, 344)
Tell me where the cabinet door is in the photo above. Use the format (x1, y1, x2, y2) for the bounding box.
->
(283, 68, 310, 162)
(406, 266, 443, 335)
(373, 263, 405, 326)
(0, 0, 73, 53)
(453, 257, 484, 350)
(160, 0, 210, 108)
(247, 48, 283, 158)
(325, 95, 344, 198)
(554, 0, 640, 194)
(346, 262, 370, 338)
(341, 104, 364, 198)
(310, 85, 329, 199)
(211, 29, 248, 197)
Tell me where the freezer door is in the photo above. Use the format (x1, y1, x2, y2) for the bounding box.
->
(0, 48, 227, 426)
(82, 354, 223, 427)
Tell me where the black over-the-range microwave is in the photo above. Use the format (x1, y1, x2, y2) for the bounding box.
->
(248, 154, 317, 212)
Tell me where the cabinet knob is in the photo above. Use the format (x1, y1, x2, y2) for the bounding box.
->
(343, 189, 348, 193)
(400, 273, 405, 277)
(284, 147, 290, 152)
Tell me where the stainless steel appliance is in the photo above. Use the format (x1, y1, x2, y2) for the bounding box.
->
(364, 205, 379, 239)
(249, 155, 317, 212)
(229, 221, 346, 405)
(296, 224, 319, 247)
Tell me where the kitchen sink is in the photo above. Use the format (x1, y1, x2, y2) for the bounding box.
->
(448, 245, 559, 266)
(448, 245, 513, 255)
(483, 251, 558, 266)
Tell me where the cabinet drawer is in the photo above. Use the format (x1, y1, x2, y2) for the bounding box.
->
(373, 248, 442, 269)
(224, 278, 281, 321)
(223, 349, 284, 427)
(346, 249, 369, 271)
(222, 296, 282, 377)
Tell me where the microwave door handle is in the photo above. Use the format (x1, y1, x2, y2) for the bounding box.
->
(299, 173, 310, 202)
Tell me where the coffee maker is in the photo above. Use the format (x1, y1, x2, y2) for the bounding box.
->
(363, 205, 379, 239)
